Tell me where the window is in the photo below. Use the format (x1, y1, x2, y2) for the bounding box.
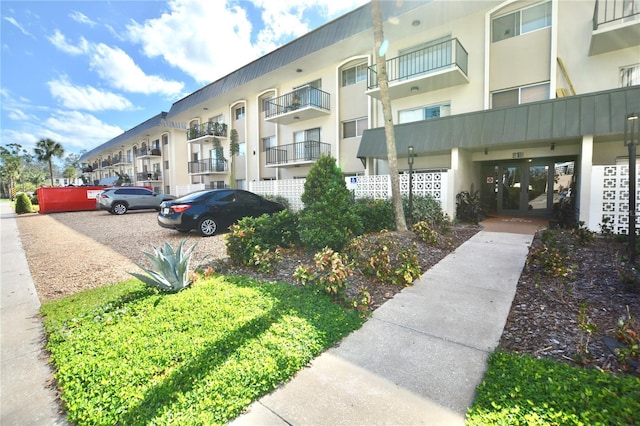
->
(342, 118, 368, 138)
(262, 136, 275, 151)
(238, 142, 246, 156)
(235, 106, 245, 120)
(342, 63, 367, 86)
(162, 134, 168, 145)
(620, 64, 640, 87)
(492, 82, 550, 108)
(399, 103, 450, 124)
(492, 1, 551, 42)
(164, 160, 169, 170)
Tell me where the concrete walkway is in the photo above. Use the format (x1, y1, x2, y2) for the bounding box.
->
(1, 200, 535, 425)
(231, 230, 534, 425)
(0, 201, 67, 425)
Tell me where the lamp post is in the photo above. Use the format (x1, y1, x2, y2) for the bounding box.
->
(625, 113, 639, 263)
(408, 145, 415, 227)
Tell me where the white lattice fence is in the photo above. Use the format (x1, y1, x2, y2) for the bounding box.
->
(601, 165, 640, 234)
(251, 171, 448, 211)
(251, 179, 305, 211)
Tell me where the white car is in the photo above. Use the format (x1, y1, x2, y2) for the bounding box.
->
(96, 187, 175, 215)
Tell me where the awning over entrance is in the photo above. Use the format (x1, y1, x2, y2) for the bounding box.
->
(357, 86, 640, 159)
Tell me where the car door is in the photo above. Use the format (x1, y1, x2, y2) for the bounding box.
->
(130, 188, 157, 209)
(206, 190, 237, 228)
(234, 190, 267, 221)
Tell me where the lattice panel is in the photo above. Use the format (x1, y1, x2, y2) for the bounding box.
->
(399, 172, 443, 200)
(601, 165, 640, 235)
(251, 172, 447, 211)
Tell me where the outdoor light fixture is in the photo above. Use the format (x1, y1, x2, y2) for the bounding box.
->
(408, 145, 415, 226)
(551, 143, 555, 151)
(412, 20, 421, 27)
(296, 68, 303, 73)
(411, 86, 419, 93)
(624, 112, 639, 263)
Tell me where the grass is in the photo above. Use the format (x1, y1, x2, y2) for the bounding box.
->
(466, 350, 640, 425)
(40, 276, 364, 425)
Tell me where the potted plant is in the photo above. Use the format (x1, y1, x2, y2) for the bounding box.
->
(214, 122, 227, 137)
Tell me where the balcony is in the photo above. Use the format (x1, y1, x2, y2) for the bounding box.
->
(112, 154, 133, 166)
(264, 87, 330, 125)
(188, 158, 227, 174)
(137, 147, 161, 158)
(366, 38, 469, 100)
(265, 140, 330, 166)
(590, 0, 640, 55)
(187, 122, 227, 142)
(137, 172, 162, 182)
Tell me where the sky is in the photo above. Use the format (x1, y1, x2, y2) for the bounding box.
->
(1, 0, 369, 157)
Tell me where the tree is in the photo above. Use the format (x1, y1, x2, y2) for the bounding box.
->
(0, 145, 24, 199)
(371, 0, 407, 232)
(229, 129, 240, 189)
(34, 138, 65, 186)
(298, 154, 362, 251)
(63, 165, 77, 185)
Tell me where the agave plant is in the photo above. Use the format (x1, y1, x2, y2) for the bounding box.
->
(130, 239, 199, 293)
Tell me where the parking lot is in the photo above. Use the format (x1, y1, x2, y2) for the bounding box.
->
(49, 209, 228, 268)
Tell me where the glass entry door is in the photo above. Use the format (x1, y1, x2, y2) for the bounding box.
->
(489, 159, 576, 216)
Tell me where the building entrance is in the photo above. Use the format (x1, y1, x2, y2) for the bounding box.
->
(480, 158, 577, 217)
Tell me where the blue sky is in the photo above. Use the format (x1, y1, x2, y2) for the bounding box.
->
(1, 0, 369, 156)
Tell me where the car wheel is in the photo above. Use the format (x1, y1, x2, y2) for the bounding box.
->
(198, 217, 217, 237)
(112, 202, 127, 215)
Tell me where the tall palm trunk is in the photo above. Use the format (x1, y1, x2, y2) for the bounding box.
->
(371, 0, 407, 231)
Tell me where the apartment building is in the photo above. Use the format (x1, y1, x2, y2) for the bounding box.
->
(80, 0, 640, 230)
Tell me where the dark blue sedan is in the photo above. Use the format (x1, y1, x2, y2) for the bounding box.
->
(158, 189, 285, 236)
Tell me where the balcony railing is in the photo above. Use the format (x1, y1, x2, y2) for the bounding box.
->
(367, 38, 468, 91)
(265, 140, 330, 166)
(593, 0, 640, 29)
(137, 147, 161, 157)
(188, 158, 227, 174)
(590, 0, 640, 54)
(112, 154, 133, 165)
(137, 172, 162, 181)
(187, 122, 227, 141)
(264, 87, 330, 124)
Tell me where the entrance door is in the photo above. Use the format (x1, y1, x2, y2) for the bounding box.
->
(486, 159, 576, 217)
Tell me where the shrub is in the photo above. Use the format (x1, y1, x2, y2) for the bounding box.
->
(14, 192, 33, 214)
(298, 155, 362, 251)
(347, 232, 421, 286)
(412, 221, 439, 246)
(456, 184, 483, 224)
(294, 247, 352, 300)
(263, 194, 290, 210)
(353, 198, 396, 233)
(225, 210, 299, 267)
(403, 193, 448, 226)
(129, 240, 199, 293)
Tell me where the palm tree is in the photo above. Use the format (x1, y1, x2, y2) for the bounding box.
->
(34, 138, 65, 186)
(371, 1, 407, 231)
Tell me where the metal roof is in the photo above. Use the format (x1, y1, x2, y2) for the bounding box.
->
(80, 112, 175, 160)
(357, 86, 640, 159)
(166, 1, 423, 118)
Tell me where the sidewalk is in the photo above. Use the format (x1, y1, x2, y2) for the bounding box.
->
(231, 230, 534, 425)
(0, 201, 67, 425)
(1, 200, 535, 425)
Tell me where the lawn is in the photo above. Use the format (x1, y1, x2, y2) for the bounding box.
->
(41, 275, 364, 425)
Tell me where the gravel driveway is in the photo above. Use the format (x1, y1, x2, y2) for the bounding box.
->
(49, 209, 228, 267)
(16, 209, 228, 301)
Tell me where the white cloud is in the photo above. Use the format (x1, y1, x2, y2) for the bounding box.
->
(47, 31, 184, 97)
(89, 43, 184, 96)
(48, 30, 88, 55)
(44, 110, 123, 151)
(3, 16, 34, 38)
(48, 77, 134, 111)
(124, 0, 369, 84)
(126, 0, 259, 84)
(69, 11, 97, 27)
